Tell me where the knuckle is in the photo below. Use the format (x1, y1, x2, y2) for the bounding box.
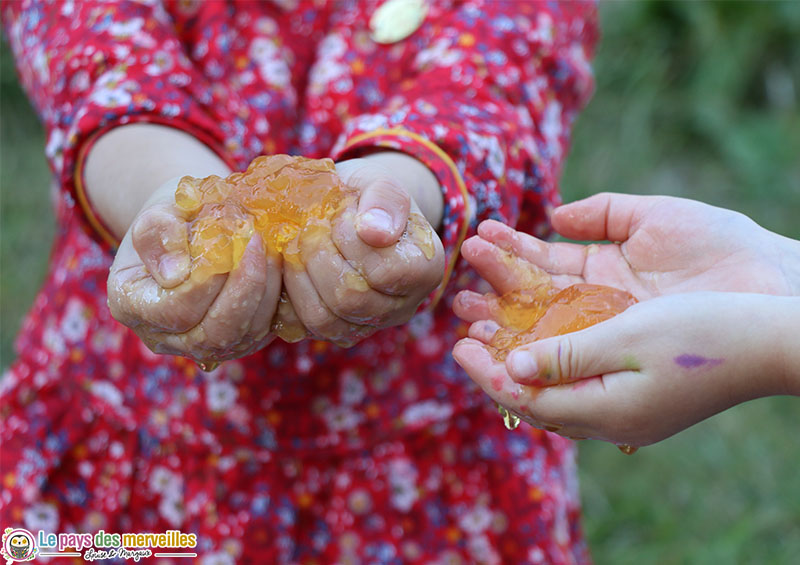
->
(330, 289, 375, 324)
(379, 303, 415, 329)
(374, 180, 410, 207)
(194, 322, 229, 352)
(106, 281, 129, 324)
(300, 303, 338, 335)
(193, 323, 253, 359)
(364, 261, 408, 294)
(131, 207, 164, 244)
(555, 337, 577, 384)
(164, 294, 206, 333)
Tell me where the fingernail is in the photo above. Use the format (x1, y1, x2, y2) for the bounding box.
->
(480, 320, 501, 335)
(159, 252, 190, 283)
(507, 350, 538, 382)
(358, 208, 394, 233)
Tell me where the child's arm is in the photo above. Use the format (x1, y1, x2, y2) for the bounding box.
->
(454, 292, 799, 446)
(84, 124, 231, 241)
(452, 192, 800, 446)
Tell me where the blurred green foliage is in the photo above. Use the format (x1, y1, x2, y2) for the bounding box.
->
(1, 42, 53, 368)
(563, 1, 800, 238)
(1, 1, 798, 563)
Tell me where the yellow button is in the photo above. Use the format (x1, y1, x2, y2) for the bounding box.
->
(370, 0, 428, 45)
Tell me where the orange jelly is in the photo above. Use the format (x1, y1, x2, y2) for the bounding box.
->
(175, 155, 359, 281)
(488, 283, 638, 362)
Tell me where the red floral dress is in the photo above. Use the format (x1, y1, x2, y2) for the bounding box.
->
(1, 1, 597, 563)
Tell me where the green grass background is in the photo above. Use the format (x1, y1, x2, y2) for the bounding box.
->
(1, 2, 798, 563)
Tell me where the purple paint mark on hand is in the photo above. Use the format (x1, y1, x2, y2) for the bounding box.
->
(674, 354, 724, 370)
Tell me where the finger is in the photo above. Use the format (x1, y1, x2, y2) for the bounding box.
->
(504, 308, 642, 387)
(142, 326, 263, 362)
(524, 371, 653, 445)
(270, 293, 309, 343)
(468, 320, 501, 343)
(283, 260, 377, 346)
(461, 235, 553, 293)
(354, 178, 411, 247)
(299, 227, 407, 326)
(452, 338, 543, 426)
(453, 339, 524, 406)
(332, 206, 442, 297)
(475, 219, 588, 279)
(243, 241, 283, 341)
(552, 192, 660, 244)
(452, 290, 499, 323)
(131, 202, 191, 288)
(194, 234, 269, 352)
(108, 260, 226, 333)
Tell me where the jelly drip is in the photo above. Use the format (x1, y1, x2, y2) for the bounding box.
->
(498, 404, 521, 430)
(197, 360, 220, 372)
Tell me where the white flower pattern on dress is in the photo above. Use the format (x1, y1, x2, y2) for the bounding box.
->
(2, 0, 597, 561)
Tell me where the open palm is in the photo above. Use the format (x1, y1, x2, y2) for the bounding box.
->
(460, 193, 795, 304)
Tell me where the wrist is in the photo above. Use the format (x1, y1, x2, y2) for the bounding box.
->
(775, 233, 800, 297)
(731, 294, 800, 399)
(361, 151, 443, 229)
(771, 296, 800, 395)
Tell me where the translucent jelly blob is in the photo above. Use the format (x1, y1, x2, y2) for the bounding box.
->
(176, 155, 359, 282)
(489, 283, 638, 363)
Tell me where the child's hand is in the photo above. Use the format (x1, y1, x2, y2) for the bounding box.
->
(455, 193, 797, 320)
(107, 177, 283, 363)
(453, 292, 797, 447)
(451, 192, 800, 446)
(279, 157, 445, 346)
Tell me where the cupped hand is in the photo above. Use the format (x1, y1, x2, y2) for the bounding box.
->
(453, 292, 796, 447)
(457, 193, 797, 309)
(107, 177, 283, 363)
(280, 157, 445, 346)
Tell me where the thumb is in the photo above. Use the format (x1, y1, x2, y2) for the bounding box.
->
(505, 316, 637, 386)
(131, 202, 191, 288)
(355, 179, 411, 248)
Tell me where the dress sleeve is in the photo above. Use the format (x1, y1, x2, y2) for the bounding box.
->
(330, 0, 598, 307)
(2, 0, 237, 247)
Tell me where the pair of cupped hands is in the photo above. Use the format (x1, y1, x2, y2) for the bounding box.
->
(108, 156, 445, 361)
(109, 154, 799, 448)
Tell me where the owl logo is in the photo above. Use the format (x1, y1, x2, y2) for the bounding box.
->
(1, 528, 37, 562)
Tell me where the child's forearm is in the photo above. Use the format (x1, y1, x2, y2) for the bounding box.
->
(85, 131, 444, 240)
(84, 124, 232, 239)
(361, 151, 444, 229)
